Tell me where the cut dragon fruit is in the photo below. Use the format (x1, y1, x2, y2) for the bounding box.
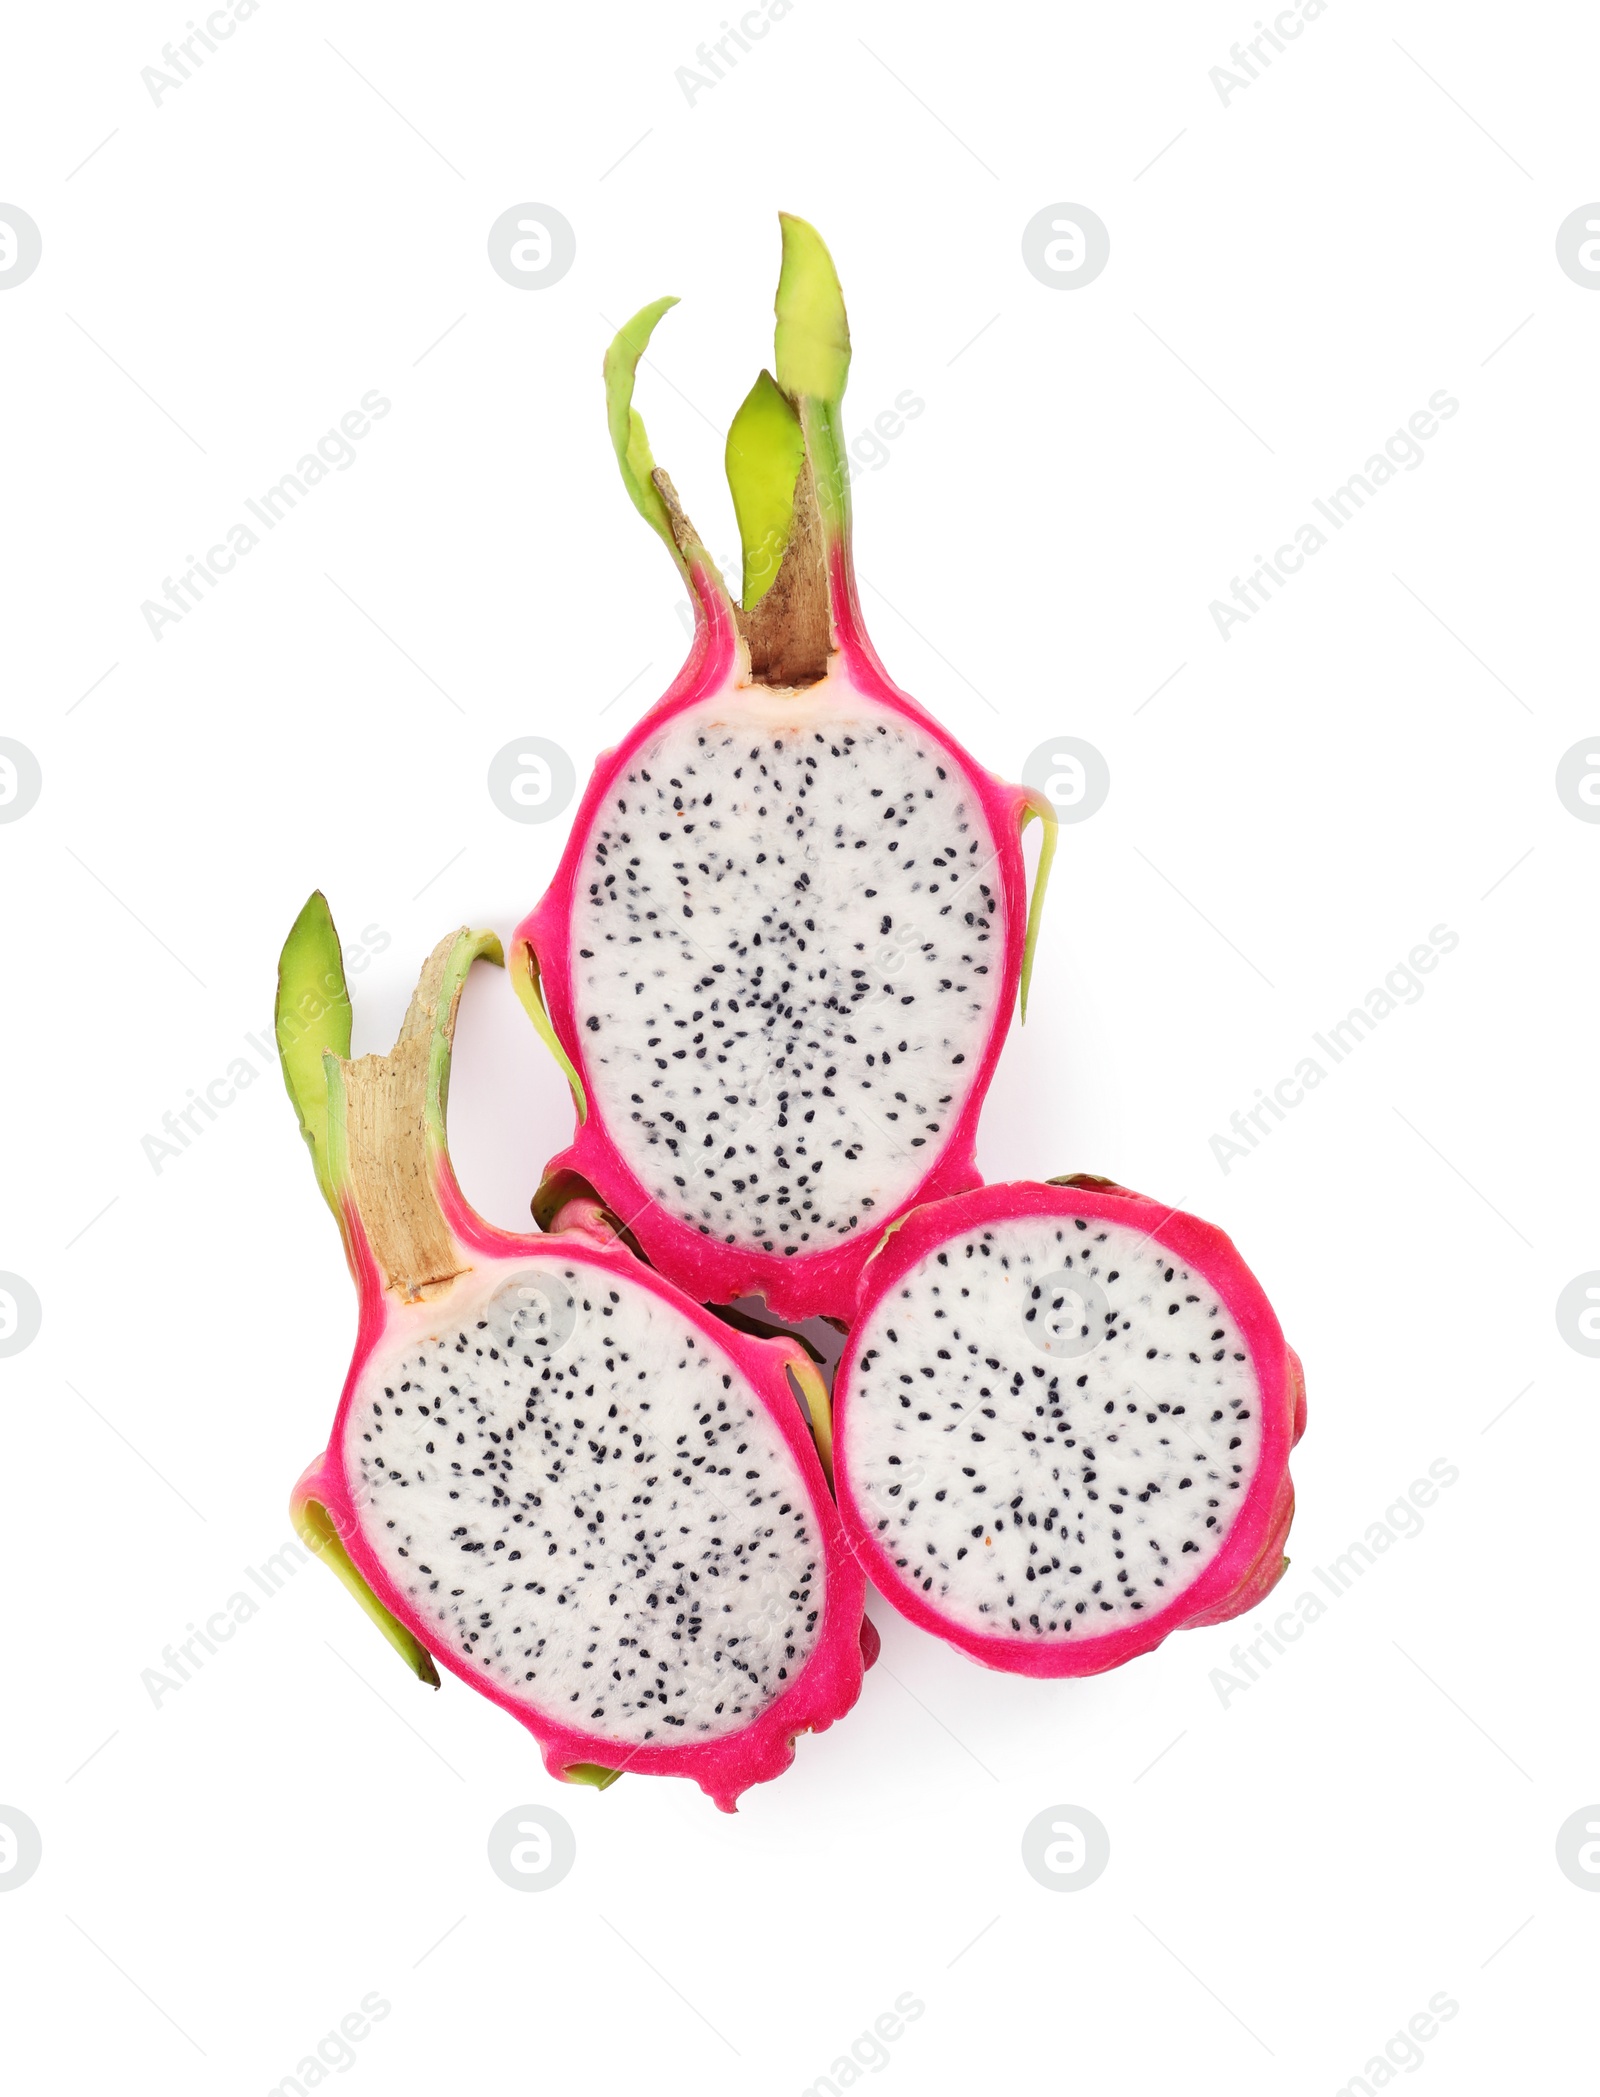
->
(276, 894, 866, 1809)
(512, 216, 1055, 1320)
(830, 1177, 1305, 1676)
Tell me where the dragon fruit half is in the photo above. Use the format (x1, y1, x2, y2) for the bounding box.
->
(276, 895, 866, 1809)
(830, 1177, 1304, 1675)
(512, 216, 1055, 1321)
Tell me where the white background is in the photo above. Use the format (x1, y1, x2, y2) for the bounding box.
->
(2, 1, 1594, 2090)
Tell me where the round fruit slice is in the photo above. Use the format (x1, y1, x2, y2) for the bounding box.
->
(831, 1177, 1305, 1676)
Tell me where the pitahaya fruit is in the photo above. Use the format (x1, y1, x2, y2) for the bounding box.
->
(830, 1176, 1305, 1675)
(276, 894, 867, 1809)
(511, 215, 1056, 1321)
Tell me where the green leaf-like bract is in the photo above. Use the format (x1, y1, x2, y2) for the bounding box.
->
(725, 369, 806, 610)
(602, 296, 687, 570)
(774, 213, 851, 405)
(773, 212, 852, 537)
(276, 891, 352, 1206)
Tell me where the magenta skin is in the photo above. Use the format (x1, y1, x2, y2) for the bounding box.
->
(830, 1179, 1306, 1678)
(514, 554, 1040, 1321)
(293, 1155, 868, 1811)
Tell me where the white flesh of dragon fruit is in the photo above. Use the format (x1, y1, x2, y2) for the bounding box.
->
(846, 1215, 1264, 1638)
(571, 686, 1004, 1257)
(344, 1258, 825, 1741)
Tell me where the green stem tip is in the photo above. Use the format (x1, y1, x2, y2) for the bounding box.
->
(276, 892, 353, 1206)
(725, 369, 806, 610)
(603, 296, 689, 572)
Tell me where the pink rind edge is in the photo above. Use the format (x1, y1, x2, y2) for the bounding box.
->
(294, 1155, 868, 1812)
(829, 1179, 1304, 1679)
(512, 553, 1038, 1320)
